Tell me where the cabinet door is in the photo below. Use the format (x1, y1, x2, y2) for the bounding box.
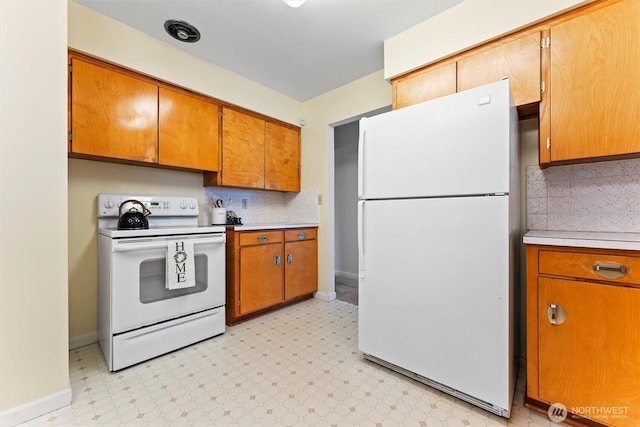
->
(393, 62, 456, 109)
(284, 239, 317, 300)
(544, 0, 640, 162)
(70, 57, 158, 162)
(457, 32, 541, 107)
(239, 244, 283, 314)
(538, 277, 640, 426)
(221, 108, 265, 188)
(265, 122, 300, 192)
(158, 87, 219, 171)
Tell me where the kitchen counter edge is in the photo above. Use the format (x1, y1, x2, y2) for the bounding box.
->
(226, 223, 319, 231)
(523, 230, 640, 251)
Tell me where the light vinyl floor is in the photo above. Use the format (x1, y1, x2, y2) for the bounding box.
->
(22, 299, 553, 426)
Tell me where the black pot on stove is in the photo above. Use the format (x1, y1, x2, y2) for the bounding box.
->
(117, 199, 151, 230)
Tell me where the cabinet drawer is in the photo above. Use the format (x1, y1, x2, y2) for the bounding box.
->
(539, 250, 640, 285)
(284, 228, 317, 242)
(239, 231, 282, 246)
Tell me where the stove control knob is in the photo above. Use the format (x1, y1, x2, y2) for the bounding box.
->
(180, 201, 186, 209)
(105, 199, 115, 209)
(189, 201, 196, 209)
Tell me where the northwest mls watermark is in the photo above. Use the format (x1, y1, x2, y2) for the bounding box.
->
(548, 402, 630, 423)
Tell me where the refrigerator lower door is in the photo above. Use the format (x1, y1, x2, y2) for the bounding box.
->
(358, 196, 514, 415)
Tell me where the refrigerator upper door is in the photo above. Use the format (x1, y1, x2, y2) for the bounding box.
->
(359, 79, 515, 200)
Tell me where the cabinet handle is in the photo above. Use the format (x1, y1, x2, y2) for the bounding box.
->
(547, 302, 566, 325)
(274, 255, 281, 266)
(298, 232, 306, 239)
(287, 254, 293, 264)
(592, 262, 628, 280)
(258, 235, 268, 243)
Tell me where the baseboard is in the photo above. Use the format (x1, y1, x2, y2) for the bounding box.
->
(314, 291, 337, 302)
(335, 271, 358, 281)
(0, 386, 71, 427)
(69, 332, 97, 350)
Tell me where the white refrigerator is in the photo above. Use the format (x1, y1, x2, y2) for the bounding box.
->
(357, 79, 519, 417)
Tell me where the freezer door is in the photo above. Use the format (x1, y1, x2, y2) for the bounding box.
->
(358, 196, 514, 411)
(358, 79, 514, 199)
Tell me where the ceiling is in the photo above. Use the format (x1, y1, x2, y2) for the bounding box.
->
(74, 0, 464, 101)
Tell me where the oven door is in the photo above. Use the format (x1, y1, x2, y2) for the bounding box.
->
(109, 233, 225, 333)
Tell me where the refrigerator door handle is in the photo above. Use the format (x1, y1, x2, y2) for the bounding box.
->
(357, 119, 367, 198)
(358, 200, 365, 279)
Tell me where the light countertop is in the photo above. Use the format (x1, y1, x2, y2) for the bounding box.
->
(523, 230, 640, 251)
(226, 223, 318, 231)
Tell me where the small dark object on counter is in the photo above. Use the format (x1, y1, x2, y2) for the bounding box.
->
(226, 210, 242, 225)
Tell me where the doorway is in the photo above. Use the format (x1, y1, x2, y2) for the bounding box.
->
(333, 106, 390, 305)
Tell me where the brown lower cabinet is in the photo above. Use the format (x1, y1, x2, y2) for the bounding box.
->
(226, 227, 318, 325)
(526, 245, 640, 427)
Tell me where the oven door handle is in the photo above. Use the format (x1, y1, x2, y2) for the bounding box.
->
(112, 236, 226, 252)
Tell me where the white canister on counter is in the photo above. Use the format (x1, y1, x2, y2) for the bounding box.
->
(211, 208, 227, 225)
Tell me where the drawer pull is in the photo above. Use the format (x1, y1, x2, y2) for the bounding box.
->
(592, 262, 628, 280)
(274, 255, 281, 266)
(547, 303, 567, 325)
(298, 232, 306, 239)
(258, 235, 268, 243)
(287, 253, 293, 264)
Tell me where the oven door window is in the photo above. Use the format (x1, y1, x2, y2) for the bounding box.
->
(140, 254, 208, 303)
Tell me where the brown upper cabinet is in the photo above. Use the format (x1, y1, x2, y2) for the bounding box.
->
(539, 0, 640, 164)
(392, 0, 640, 167)
(265, 122, 301, 192)
(158, 87, 220, 172)
(391, 31, 541, 112)
(219, 107, 301, 192)
(457, 31, 541, 107)
(393, 62, 457, 109)
(70, 56, 159, 163)
(220, 107, 266, 189)
(69, 50, 301, 190)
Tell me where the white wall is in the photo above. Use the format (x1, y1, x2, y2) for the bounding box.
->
(0, 0, 70, 424)
(384, 0, 594, 79)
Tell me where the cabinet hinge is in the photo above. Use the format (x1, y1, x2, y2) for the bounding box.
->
(546, 137, 551, 150)
(541, 81, 545, 94)
(68, 132, 72, 142)
(238, 299, 241, 307)
(541, 36, 551, 49)
(219, 110, 223, 119)
(68, 64, 72, 73)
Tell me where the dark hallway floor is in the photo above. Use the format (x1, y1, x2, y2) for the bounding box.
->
(335, 275, 358, 305)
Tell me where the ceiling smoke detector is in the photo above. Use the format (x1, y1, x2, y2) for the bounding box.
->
(164, 19, 200, 43)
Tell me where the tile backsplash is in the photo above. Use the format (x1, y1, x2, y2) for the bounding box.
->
(526, 158, 640, 232)
(202, 186, 319, 225)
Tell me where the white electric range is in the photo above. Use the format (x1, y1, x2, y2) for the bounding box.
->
(97, 194, 226, 371)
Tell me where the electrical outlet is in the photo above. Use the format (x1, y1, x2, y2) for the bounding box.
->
(242, 199, 248, 209)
